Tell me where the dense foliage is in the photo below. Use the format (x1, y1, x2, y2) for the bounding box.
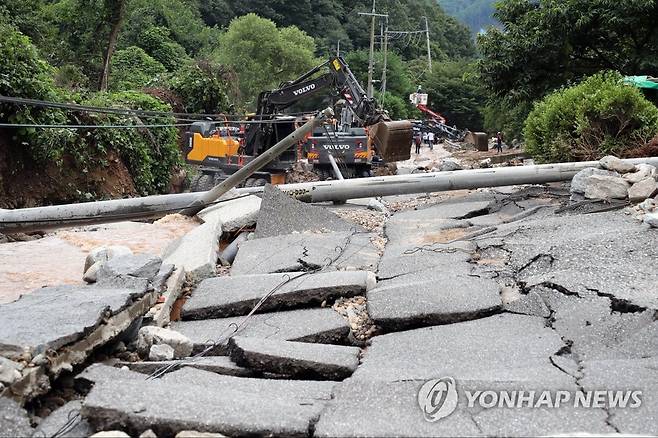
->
(524, 73, 658, 163)
(0, 20, 182, 197)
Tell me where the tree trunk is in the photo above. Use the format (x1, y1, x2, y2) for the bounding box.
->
(99, 0, 127, 92)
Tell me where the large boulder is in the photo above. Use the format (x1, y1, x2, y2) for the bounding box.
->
(624, 164, 657, 184)
(644, 212, 658, 228)
(599, 155, 636, 174)
(570, 168, 620, 194)
(584, 174, 630, 200)
(439, 159, 463, 172)
(628, 177, 658, 202)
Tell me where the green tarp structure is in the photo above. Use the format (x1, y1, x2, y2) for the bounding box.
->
(624, 76, 658, 90)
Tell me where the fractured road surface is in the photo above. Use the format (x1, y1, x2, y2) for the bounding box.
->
(1, 183, 657, 437)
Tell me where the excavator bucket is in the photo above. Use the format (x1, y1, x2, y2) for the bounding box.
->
(369, 120, 413, 162)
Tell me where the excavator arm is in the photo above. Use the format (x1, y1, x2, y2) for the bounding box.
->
(247, 56, 412, 162)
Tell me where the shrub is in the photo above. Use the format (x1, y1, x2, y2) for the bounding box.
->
(110, 46, 166, 91)
(524, 72, 658, 163)
(137, 26, 189, 72)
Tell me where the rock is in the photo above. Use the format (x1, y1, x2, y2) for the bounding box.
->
(162, 216, 222, 282)
(197, 194, 261, 233)
(84, 245, 133, 273)
(181, 271, 372, 320)
(90, 432, 130, 437)
(140, 429, 158, 438)
(116, 356, 253, 377)
(255, 185, 359, 238)
(624, 163, 657, 184)
(137, 326, 192, 359)
(97, 254, 162, 281)
(82, 261, 102, 283)
(584, 174, 629, 200)
(628, 177, 658, 202)
(171, 308, 350, 355)
(229, 336, 360, 380)
(570, 167, 620, 194)
(0, 357, 23, 386)
(644, 212, 658, 227)
(366, 199, 387, 213)
(148, 343, 174, 361)
(599, 155, 636, 174)
(33, 400, 93, 438)
(439, 158, 463, 172)
(0, 397, 33, 437)
(638, 198, 657, 212)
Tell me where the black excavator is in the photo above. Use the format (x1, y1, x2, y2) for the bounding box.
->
(185, 56, 412, 190)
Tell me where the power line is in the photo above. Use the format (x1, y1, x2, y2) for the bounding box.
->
(0, 122, 194, 129)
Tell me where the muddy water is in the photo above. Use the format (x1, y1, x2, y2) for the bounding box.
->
(0, 215, 199, 304)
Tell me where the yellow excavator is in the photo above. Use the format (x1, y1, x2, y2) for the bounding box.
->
(185, 56, 412, 191)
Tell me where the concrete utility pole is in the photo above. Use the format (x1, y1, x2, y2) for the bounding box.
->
(4, 157, 658, 233)
(358, 1, 388, 99)
(423, 16, 432, 71)
(381, 16, 389, 100)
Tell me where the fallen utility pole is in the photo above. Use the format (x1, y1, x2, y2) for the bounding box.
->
(178, 107, 334, 216)
(275, 157, 658, 203)
(2, 157, 658, 233)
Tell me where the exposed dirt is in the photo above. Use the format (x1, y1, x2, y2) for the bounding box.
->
(0, 135, 136, 208)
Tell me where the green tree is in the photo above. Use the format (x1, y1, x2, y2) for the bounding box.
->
(524, 72, 658, 163)
(214, 14, 317, 108)
(478, 0, 658, 103)
(421, 61, 485, 130)
(110, 46, 166, 91)
(137, 26, 190, 71)
(168, 61, 232, 114)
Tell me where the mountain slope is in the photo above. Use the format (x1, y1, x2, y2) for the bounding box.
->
(437, 0, 496, 33)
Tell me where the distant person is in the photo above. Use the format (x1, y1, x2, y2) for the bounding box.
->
(496, 131, 503, 154)
(428, 131, 435, 151)
(423, 131, 429, 148)
(414, 132, 422, 154)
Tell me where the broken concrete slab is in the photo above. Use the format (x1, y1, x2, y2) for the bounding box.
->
(489, 211, 658, 310)
(579, 358, 658, 435)
(367, 273, 502, 331)
(231, 231, 380, 275)
(255, 185, 359, 238)
(0, 283, 159, 403)
(197, 194, 261, 233)
(0, 284, 150, 360)
(503, 290, 551, 318)
(352, 313, 570, 384)
(176, 431, 225, 438)
(314, 379, 482, 437)
(33, 400, 92, 438)
(229, 336, 360, 380)
(137, 326, 192, 359)
(0, 396, 33, 437)
(162, 216, 222, 282)
(181, 270, 374, 320)
(81, 366, 332, 437)
(149, 267, 186, 327)
(171, 308, 351, 355)
(116, 356, 254, 377)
